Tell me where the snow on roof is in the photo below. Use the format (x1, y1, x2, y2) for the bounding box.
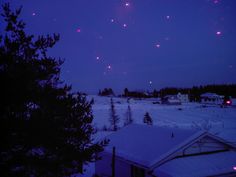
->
(154, 151, 236, 177)
(200, 92, 221, 98)
(103, 124, 203, 167)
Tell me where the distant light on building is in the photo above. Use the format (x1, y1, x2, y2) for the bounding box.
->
(123, 23, 127, 28)
(76, 28, 81, 33)
(233, 166, 236, 171)
(32, 12, 36, 16)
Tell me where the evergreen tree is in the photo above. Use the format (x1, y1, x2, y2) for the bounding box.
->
(0, 3, 107, 176)
(109, 98, 119, 131)
(153, 89, 159, 97)
(123, 88, 129, 97)
(143, 112, 153, 125)
(124, 99, 133, 126)
(99, 88, 114, 96)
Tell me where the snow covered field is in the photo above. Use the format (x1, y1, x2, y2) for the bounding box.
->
(81, 95, 236, 176)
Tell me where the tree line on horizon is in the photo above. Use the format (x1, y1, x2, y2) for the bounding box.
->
(98, 84, 236, 100)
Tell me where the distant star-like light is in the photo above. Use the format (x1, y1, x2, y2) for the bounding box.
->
(233, 166, 236, 171)
(76, 28, 81, 33)
(96, 56, 100, 60)
(166, 15, 170, 19)
(216, 31, 221, 35)
(32, 12, 36, 16)
(125, 2, 130, 7)
(149, 81, 153, 84)
(123, 23, 127, 28)
(107, 65, 112, 70)
(156, 44, 161, 48)
(111, 19, 114, 23)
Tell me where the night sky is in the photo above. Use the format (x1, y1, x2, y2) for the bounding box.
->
(2, 0, 236, 93)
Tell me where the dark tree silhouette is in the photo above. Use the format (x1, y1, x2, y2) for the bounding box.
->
(123, 88, 129, 97)
(109, 98, 119, 131)
(153, 89, 159, 97)
(0, 3, 107, 177)
(143, 112, 153, 125)
(124, 99, 133, 126)
(98, 88, 114, 96)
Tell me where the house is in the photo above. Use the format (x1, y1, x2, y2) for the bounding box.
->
(177, 92, 189, 103)
(95, 124, 236, 177)
(161, 95, 181, 105)
(200, 92, 224, 105)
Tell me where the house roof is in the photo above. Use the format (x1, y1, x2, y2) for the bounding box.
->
(154, 151, 236, 177)
(200, 92, 222, 98)
(103, 124, 205, 168)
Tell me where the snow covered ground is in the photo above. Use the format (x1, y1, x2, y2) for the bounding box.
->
(80, 95, 236, 176)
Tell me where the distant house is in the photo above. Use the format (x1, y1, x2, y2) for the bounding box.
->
(177, 92, 189, 103)
(161, 95, 181, 105)
(200, 92, 224, 105)
(95, 124, 236, 177)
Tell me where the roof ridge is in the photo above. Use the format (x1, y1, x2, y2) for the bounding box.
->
(149, 130, 207, 169)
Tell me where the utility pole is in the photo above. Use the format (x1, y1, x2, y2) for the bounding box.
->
(112, 146, 116, 177)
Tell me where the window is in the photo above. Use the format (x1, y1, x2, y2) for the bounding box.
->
(131, 165, 145, 177)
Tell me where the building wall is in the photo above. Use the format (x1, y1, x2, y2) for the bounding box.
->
(177, 93, 189, 103)
(95, 152, 112, 177)
(95, 151, 154, 177)
(95, 151, 131, 177)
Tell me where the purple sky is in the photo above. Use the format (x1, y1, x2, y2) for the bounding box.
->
(2, 0, 236, 93)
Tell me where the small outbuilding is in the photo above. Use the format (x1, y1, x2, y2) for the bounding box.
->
(95, 124, 236, 177)
(161, 95, 181, 105)
(200, 92, 224, 105)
